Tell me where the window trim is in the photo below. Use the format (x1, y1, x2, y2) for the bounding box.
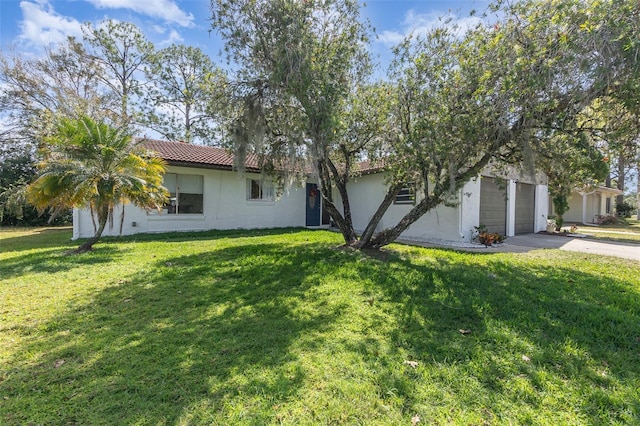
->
(246, 178, 275, 202)
(162, 173, 204, 215)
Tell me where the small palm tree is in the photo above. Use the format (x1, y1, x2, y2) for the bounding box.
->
(27, 116, 169, 253)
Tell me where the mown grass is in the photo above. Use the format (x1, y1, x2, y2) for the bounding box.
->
(572, 219, 640, 243)
(1, 227, 639, 425)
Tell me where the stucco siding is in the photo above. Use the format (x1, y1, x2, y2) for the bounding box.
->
(335, 173, 465, 242)
(73, 165, 307, 240)
(563, 193, 584, 223)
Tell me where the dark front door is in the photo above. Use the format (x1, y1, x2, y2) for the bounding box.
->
(306, 183, 321, 226)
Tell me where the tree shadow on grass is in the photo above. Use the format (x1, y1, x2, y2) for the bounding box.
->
(0, 227, 74, 254)
(0, 228, 310, 280)
(3, 233, 639, 424)
(350, 249, 640, 423)
(1, 240, 345, 425)
(0, 246, 126, 280)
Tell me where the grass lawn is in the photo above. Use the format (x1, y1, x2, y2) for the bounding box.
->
(572, 219, 640, 243)
(1, 227, 639, 425)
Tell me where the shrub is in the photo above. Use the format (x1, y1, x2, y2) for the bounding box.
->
(616, 201, 635, 218)
(597, 215, 622, 225)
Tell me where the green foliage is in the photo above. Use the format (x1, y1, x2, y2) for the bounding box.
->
(211, 0, 375, 245)
(211, 0, 640, 249)
(616, 200, 635, 218)
(552, 193, 570, 230)
(83, 20, 155, 120)
(26, 117, 168, 251)
(142, 44, 228, 144)
(0, 38, 118, 146)
(2, 228, 639, 424)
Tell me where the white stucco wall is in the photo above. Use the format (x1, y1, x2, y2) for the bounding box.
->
(72, 163, 549, 243)
(334, 171, 546, 243)
(534, 184, 549, 233)
(73, 165, 307, 240)
(333, 173, 482, 243)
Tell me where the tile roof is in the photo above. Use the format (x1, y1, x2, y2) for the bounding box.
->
(354, 159, 386, 174)
(140, 139, 260, 171)
(139, 139, 386, 175)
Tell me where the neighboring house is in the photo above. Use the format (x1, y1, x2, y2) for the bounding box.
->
(550, 186, 622, 225)
(72, 140, 549, 243)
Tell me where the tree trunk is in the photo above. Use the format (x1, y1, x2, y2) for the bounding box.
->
(73, 206, 108, 253)
(353, 182, 403, 248)
(364, 196, 441, 249)
(616, 156, 625, 208)
(316, 157, 358, 245)
(637, 161, 640, 219)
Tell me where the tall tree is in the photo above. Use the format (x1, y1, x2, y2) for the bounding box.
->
(83, 20, 155, 122)
(142, 44, 227, 144)
(584, 99, 640, 208)
(211, 0, 374, 245)
(0, 38, 116, 224)
(27, 117, 168, 253)
(0, 37, 115, 146)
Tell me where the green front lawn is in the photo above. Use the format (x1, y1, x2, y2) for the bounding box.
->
(572, 219, 640, 243)
(1, 228, 639, 425)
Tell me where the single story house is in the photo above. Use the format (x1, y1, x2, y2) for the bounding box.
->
(549, 186, 623, 225)
(72, 140, 549, 243)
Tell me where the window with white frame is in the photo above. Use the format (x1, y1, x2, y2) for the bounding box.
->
(394, 183, 416, 205)
(247, 179, 274, 201)
(163, 173, 204, 214)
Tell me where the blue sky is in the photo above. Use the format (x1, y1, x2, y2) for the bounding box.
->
(0, 0, 489, 67)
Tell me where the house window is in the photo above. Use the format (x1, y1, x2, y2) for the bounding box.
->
(606, 197, 611, 214)
(247, 179, 274, 201)
(163, 173, 204, 214)
(394, 183, 416, 205)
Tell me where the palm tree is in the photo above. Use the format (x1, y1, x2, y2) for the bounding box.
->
(27, 116, 168, 253)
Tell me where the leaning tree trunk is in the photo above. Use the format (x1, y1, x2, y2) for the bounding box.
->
(316, 158, 358, 245)
(364, 195, 443, 249)
(360, 151, 496, 249)
(353, 182, 403, 248)
(73, 206, 109, 253)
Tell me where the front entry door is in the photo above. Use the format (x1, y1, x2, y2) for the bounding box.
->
(305, 183, 321, 226)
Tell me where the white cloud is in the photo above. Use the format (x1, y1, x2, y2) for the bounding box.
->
(378, 10, 484, 46)
(159, 29, 183, 46)
(18, 0, 84, 47)
(85, 0, 195, 27)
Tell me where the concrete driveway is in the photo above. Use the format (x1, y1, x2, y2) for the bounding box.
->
(400, 233, 639, 261)
(479, 234, 640, 261)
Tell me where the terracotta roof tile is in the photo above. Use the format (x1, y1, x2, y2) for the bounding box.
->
(353, 159, 386, 174)
(140, 139, 260, 171)
(139, 139, 385, 175)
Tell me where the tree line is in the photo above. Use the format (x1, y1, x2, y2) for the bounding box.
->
(0, 20, 227, 227)
(1, 0, 639, 251)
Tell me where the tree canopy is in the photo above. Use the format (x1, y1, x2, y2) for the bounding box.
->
(210, 0, 640, 248)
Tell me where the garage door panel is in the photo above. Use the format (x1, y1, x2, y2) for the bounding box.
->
(515, 182, 535, 234)
(479, 177, 507, 234)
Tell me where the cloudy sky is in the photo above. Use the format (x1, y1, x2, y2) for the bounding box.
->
(0, 0, 489, 67)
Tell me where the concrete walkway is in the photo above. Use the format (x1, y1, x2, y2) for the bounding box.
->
(401, 234, 640, 261)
